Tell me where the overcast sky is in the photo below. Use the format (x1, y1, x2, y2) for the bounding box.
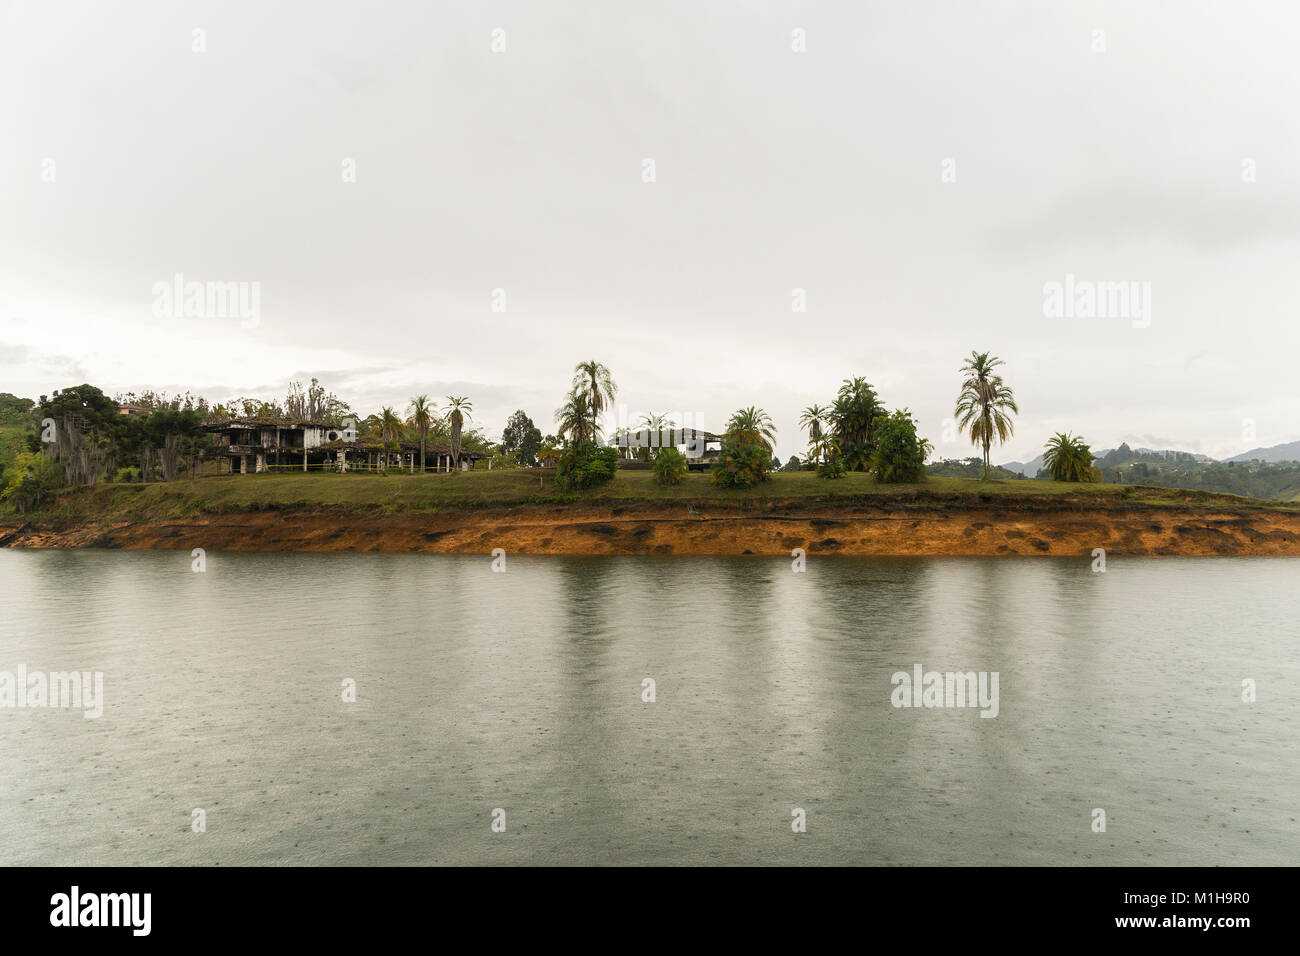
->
(3, 1, 1298, 461)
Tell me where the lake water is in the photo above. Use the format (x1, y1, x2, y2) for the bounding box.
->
(1, 549, 1296, 866)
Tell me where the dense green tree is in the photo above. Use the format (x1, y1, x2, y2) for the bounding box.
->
(829, 377, 884, 471)
(38, 384, 121, 486)
(501, 410, 543, 466)
(556, 443, 619, 490)
(0, 393, 36, 427)
(0, 451, 63, 513)
(872, 409, 928, 483)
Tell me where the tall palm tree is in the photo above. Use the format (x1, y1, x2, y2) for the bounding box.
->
(800, 404, 828, 461)
(555, 388, 591, 446)
(408, 394, 434, 473)
(571, 360, 617, 442)
(954, 351, 1019, 480)
(443, 396, 472, 473)
(726, 406, 777, 451)
(378, 406, 405, 472)
(1042, 432, 1098, 482)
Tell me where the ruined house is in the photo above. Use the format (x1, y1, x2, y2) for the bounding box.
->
(205, 418, 489, 473)
(205, 418, 357, 473)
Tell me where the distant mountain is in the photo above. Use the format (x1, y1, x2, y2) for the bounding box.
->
(1224, 440, 1300, 464)
(1000, 443, 1209, 476)
(997, 440, 1300, 500)
(999, 454, 1043, 477)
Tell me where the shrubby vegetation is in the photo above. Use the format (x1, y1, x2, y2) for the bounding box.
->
(712, 440, 772, 488)
(1043, 433, 1099, 482)
(801, 379, 933, 484)
(0, 451, 63, 513)
(816, 453, 845, 480)
(653, 447, 687, 485)
(556, 443, 619, 490)
(712, 407, 777, 488)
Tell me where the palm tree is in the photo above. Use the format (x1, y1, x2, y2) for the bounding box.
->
(828, 377, 883, 471)
(637, 412, 675, 460)
(444, 396, 472, 473)
(726, 406, 777, 451)
(811, 432, 840, 466)
(378, 406, 405, 472)
(954, 351, 1019, 480)
(571, 360, 617, 442)
(800, 404, 828, 462)
(408, 395, 434, 473)
(1042, 432, 1098, 482)
(555, 388, 592, 446)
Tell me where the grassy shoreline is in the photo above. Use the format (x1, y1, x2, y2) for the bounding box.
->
(6, 469, 1298, 527)
(5, 471, 1300, 556)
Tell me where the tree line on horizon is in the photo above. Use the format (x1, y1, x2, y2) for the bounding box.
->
(14, 352, 1289, 511)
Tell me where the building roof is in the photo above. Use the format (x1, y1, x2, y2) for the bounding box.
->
(204, 418, 349, 430)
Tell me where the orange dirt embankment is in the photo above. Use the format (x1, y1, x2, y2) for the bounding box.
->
(4, 500, 1300, 556)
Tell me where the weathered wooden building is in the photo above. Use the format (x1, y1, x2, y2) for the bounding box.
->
(206, 419, 489, 474)
(205, 418, 357, 473)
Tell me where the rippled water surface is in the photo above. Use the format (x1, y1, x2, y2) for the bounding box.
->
(1, 549, 1296, 865)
